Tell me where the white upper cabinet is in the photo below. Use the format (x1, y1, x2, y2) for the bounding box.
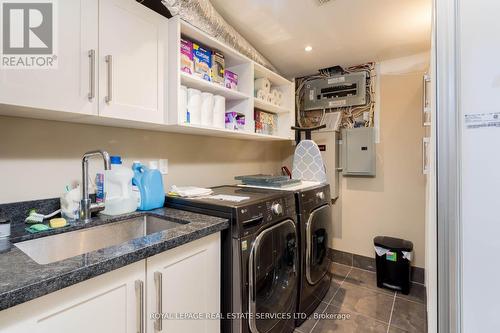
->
(98, 0, 167, 123)
(0, 0, 98, 117)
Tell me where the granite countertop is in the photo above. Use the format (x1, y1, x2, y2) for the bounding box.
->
(0, 208, 229, 311)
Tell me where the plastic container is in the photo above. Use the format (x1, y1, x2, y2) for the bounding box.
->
(0, 218, 10, 254)
(102, 156, 137, 215)
(0, 218, 11, 239)
(374, 236, 413, 294)
(132, 161, 165, 211)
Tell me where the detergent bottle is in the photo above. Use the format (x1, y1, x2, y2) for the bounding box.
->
(102, 156, 137, 215)
(132, 161, 165, 211)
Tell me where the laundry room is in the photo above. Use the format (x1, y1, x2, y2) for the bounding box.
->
(0, 0, 437, 333)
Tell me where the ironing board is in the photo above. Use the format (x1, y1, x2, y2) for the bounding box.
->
(291, 139, 327, 183)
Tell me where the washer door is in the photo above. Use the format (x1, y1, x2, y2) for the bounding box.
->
(306, 204, 331, 285)
(248, 220, 298, 333)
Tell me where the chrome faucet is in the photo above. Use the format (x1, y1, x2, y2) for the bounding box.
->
(80, 150, 111, 223)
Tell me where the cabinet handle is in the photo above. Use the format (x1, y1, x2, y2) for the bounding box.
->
(88, 50, 96, 101)
(105, 55, 113, 103)
(422, 74, 431, 125)
(154, 271, 163, 331)
(422, 137, 430, 175)
(135, 280, 144, 333)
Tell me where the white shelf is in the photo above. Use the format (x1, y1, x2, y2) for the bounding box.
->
(254, 97, 292, 114)
(180, 72, 249, 100)
(167, 123, 291, 141)
(254, 62, 292, 87)
(167, 16, 295, 141)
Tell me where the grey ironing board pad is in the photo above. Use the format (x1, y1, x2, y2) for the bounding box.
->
(292, 140, 327, 183)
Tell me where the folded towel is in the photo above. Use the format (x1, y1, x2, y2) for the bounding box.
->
(169, 185, 213, 198)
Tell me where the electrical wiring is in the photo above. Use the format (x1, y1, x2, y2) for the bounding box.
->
(296, 62, 376, 130)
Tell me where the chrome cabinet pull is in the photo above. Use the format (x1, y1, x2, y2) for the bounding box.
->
(422, 74, 431, 126)
(422, 137, 430, 175)
(88, 50, 95, 101)
(105, 55, 113, 103)
(135, 280, 144, 333)
(154, 271, 163, 331)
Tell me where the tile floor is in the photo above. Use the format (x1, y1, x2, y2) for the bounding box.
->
(295, 263, 427, 333)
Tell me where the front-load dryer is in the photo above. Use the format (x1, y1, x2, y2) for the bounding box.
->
(166, 186, 299, 333)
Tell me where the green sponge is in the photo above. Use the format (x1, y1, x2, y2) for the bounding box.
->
(25, 224, 51, 234)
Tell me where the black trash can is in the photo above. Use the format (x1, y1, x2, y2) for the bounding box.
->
(374, 236, 413, 295)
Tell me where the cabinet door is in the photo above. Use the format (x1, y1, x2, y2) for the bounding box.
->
(146, 233, 221, 333)
(0, 261, 146, 333)
(0, 0, 98, 116)
(98, 0, 167, 123)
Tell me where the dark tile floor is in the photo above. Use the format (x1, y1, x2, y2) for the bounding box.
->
(295, 263, 427, 333)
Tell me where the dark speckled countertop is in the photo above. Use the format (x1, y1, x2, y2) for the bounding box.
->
(0, 207, 228, 311)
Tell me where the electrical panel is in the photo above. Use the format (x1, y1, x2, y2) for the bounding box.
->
(303, 72, 367, 111)
(341, 127, 376, 177)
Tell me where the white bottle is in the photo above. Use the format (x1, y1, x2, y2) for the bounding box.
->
(102, 156, 137, 215)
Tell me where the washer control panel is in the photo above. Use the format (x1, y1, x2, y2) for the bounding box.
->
(271, 202, 284, 215)
(238, 193, 295, 232)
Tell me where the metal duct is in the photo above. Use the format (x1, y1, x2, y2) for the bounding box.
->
(161, 0, 278, 72)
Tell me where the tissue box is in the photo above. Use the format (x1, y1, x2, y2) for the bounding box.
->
(193, 42, 212, 81)
(180, 38, 194, 75)
(225, 112, 245, 130)
(211, 51, 225, 85)
(224, 70, 238, 90)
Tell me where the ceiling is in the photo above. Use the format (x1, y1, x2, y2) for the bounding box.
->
(210, 0, 432, 77)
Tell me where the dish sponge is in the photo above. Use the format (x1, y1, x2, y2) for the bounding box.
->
(25, 224, 51, 234)
(49, 218, 67, 229)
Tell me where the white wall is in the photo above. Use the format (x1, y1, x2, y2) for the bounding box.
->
(459, 0, 500, 331)
(0, 116, 289, 203)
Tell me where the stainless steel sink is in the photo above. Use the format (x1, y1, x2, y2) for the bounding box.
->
(15, 216, 181, 264)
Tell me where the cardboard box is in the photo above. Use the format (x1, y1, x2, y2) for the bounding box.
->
(211, 51, 225, 85)
(193, 42, 212, 81)
(180, 38, 194, 75)
(224, 70, 238, 90)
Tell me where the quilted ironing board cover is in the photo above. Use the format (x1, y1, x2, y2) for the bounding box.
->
(291, 140, 327, 183)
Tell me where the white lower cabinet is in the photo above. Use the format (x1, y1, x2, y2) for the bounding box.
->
(0, 261, 145, 333)
(146, 232, 221, 333)
(0, 233, 220, 333)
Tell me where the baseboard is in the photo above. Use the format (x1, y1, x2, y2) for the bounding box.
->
(327, 248, 425, 285)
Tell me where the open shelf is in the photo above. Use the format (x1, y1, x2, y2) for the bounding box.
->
(254, 62, 292, 87)
(167, 16, 295, 141)
(254, 97, 292, 114)
(167, 123, 291, 141)
(181, 72, 249, 100)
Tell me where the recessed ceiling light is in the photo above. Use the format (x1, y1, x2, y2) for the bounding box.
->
(305, 46, 313, 52)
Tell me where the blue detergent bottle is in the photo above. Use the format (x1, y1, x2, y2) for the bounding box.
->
(132, 161, 165, 211)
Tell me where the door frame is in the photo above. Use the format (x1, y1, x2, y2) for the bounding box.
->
(435, 0, 463, 332)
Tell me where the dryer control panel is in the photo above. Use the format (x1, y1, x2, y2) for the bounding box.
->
(300, 185, 332, 214)
(238, 194, 295, 237)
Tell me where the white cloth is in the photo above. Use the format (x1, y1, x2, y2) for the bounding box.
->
(170, 185, 213, 198)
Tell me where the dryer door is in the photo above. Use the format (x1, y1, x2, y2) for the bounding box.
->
(306, 204, 332, 285)
(248, 219, 298, 333)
